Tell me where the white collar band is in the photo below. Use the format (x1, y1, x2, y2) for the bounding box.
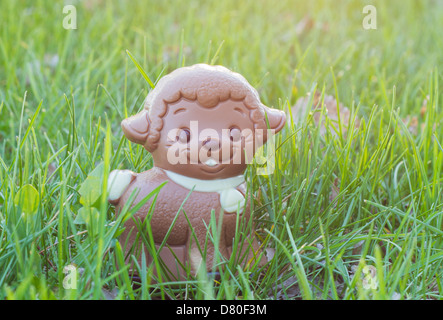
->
(164, 170, 245, 193)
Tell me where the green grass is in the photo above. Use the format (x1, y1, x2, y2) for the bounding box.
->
(0, 0, 442, 300)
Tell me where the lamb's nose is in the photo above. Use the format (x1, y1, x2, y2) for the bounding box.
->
(202, 138, 220, 151)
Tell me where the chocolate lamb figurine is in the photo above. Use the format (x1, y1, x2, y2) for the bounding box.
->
(108, 64, 286, 280)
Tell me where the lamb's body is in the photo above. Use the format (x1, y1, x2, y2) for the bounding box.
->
(113, 167, 258, 280)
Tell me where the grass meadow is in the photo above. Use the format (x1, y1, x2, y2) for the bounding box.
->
(0, 0, 442, 300)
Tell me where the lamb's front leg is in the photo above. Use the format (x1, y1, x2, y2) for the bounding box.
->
(107, 169, 137, 206)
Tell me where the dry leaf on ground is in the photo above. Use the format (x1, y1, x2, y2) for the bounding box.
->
(290, 91, 359, 136)
(402, 95, 429, 135)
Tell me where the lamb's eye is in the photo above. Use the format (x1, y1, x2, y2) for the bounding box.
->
(230, 127, 241, 142)
(178, 128, 191, 143)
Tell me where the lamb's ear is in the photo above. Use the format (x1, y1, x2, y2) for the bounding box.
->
(260, 106, 286, 144)
(263, 105, 286, 133)
(121, 110, 150, 145)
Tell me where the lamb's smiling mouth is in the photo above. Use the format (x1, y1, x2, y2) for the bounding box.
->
(201, 166, 225, 174)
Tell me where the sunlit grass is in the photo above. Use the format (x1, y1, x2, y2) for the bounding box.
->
(0, 0, 442, 300)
